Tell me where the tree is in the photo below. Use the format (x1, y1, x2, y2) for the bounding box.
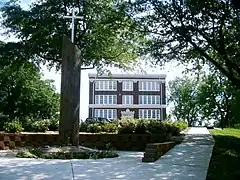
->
(1, 0, 145, 70)
(0, 56, 60, 120)
(169, 71, 240, 128)
(197, 70, 239, 128)
(1, 0, 145, 146)
(126, 0, 240, 88)
(168, 77, 200, 126)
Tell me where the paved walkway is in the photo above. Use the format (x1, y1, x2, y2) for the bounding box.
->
(0, 127, 214, 180)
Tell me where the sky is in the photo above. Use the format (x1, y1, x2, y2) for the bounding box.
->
(0, 0, 185, 120)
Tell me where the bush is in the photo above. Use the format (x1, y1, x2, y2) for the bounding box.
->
(147, 120, 165, 134)
(101, 122, 118, 133)
(173, 121, 188, 131)
(21, 117, 34, 132)
(79, 122, 89, 132)
(0, 114, 9, 131)
(77, 119, 188, 135)
(32, 120, 50, 132)
(87, 123, 102, 133)
(3, 120, 24, 133)
(118, 119, 136, 134)
(16, 148, 119, 159)
(48, 119, 59, 131)
(233, 124, 240, 129)
(162, 120, 188, 136)
(134, 120, 148, 134)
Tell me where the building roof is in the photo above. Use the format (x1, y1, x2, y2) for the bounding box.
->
(88, 73, 167, 79)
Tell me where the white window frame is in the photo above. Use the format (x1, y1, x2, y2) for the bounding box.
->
(122, 95, 133, 105)
(95, 80, 117, 91)
(94, 109, 117, 119)
(139, 95, 161, 105)
(139, 81, 160, 91)
(139, 109, 161, 119)
(95, 95, 117, 105)
(122, 81, 133, 91)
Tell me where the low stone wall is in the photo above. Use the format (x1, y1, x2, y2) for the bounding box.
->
(142, 142, 175, 162)
(0, 133, 171, 151)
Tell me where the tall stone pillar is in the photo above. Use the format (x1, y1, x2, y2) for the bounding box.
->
(59, 35, 81, 146)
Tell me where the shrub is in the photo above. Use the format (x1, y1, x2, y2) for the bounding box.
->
(21, 117, 33, 132)
(16, 149, 38, 158)
(134, 120, 148, 134)
(118, 119, 136, 134)
(16, 148, 119, 159)
(87, 123, 102, 133)
(172, 121, 188, 132)
(79, 122, 88, 132)
(162, 120, 188, 136)
(32, 120, 50, 132)
(77, 119, 188, 135)
(48, 119, 59, 131)
(147, 120, 165, 134)
(3, 120, 24, 133)
(0, 114, 9, 131)
(101, 122, 118, 133)
(233, 124, 240, 129)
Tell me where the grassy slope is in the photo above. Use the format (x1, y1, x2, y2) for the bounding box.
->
(207, 128, 240, 180)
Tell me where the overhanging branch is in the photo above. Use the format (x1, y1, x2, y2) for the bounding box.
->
(38, 54, 61, 63)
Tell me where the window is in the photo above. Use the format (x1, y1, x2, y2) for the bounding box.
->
(122, 81, 133, 91)
(109, 96, 113, 104)
(95, 80, 117, 91)
(95, 95, 117, 104)
(139, 109, 161, 119)
(95, 96, 99, 104)
(139, 95, 161, 104)
(94, 109, 117, 119)
(139, 81, 160, 91)
(122, 95, 133, 104)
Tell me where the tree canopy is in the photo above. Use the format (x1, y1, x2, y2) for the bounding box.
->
(0, 52, 59, 120)
(1, 0, 145, 70)
(168, 76, 200, 126)
(169, 71, 240, 128)
(126, 0, 240, 88)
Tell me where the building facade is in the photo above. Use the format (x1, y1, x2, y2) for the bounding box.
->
(88, 73, 167, 120)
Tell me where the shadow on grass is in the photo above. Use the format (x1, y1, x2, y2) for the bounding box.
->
(206, 135, 240, 180)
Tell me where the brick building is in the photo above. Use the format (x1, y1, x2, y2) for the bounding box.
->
(88, 73, 167, 120)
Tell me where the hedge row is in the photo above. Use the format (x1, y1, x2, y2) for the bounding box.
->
(80, 119, 188, 136)
(2, 118, 188, 136)
(2, 118, 59, 133)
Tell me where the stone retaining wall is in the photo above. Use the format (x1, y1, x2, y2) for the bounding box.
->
(0, 133, 171, 151)
(142, 142, 175, 162)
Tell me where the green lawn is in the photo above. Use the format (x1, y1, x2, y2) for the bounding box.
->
(206, 128, 240, 180)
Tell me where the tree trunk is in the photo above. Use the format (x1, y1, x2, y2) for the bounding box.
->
(59, 36, 81, 146)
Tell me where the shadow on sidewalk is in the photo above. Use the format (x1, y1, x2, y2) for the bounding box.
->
(0, 150, 208, 180)
(0, 158, 72, 180)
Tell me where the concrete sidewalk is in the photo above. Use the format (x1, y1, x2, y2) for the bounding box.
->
(0, 127, 214, 180)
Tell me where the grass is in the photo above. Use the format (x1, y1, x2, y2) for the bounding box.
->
(206, 128, 240, 180)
